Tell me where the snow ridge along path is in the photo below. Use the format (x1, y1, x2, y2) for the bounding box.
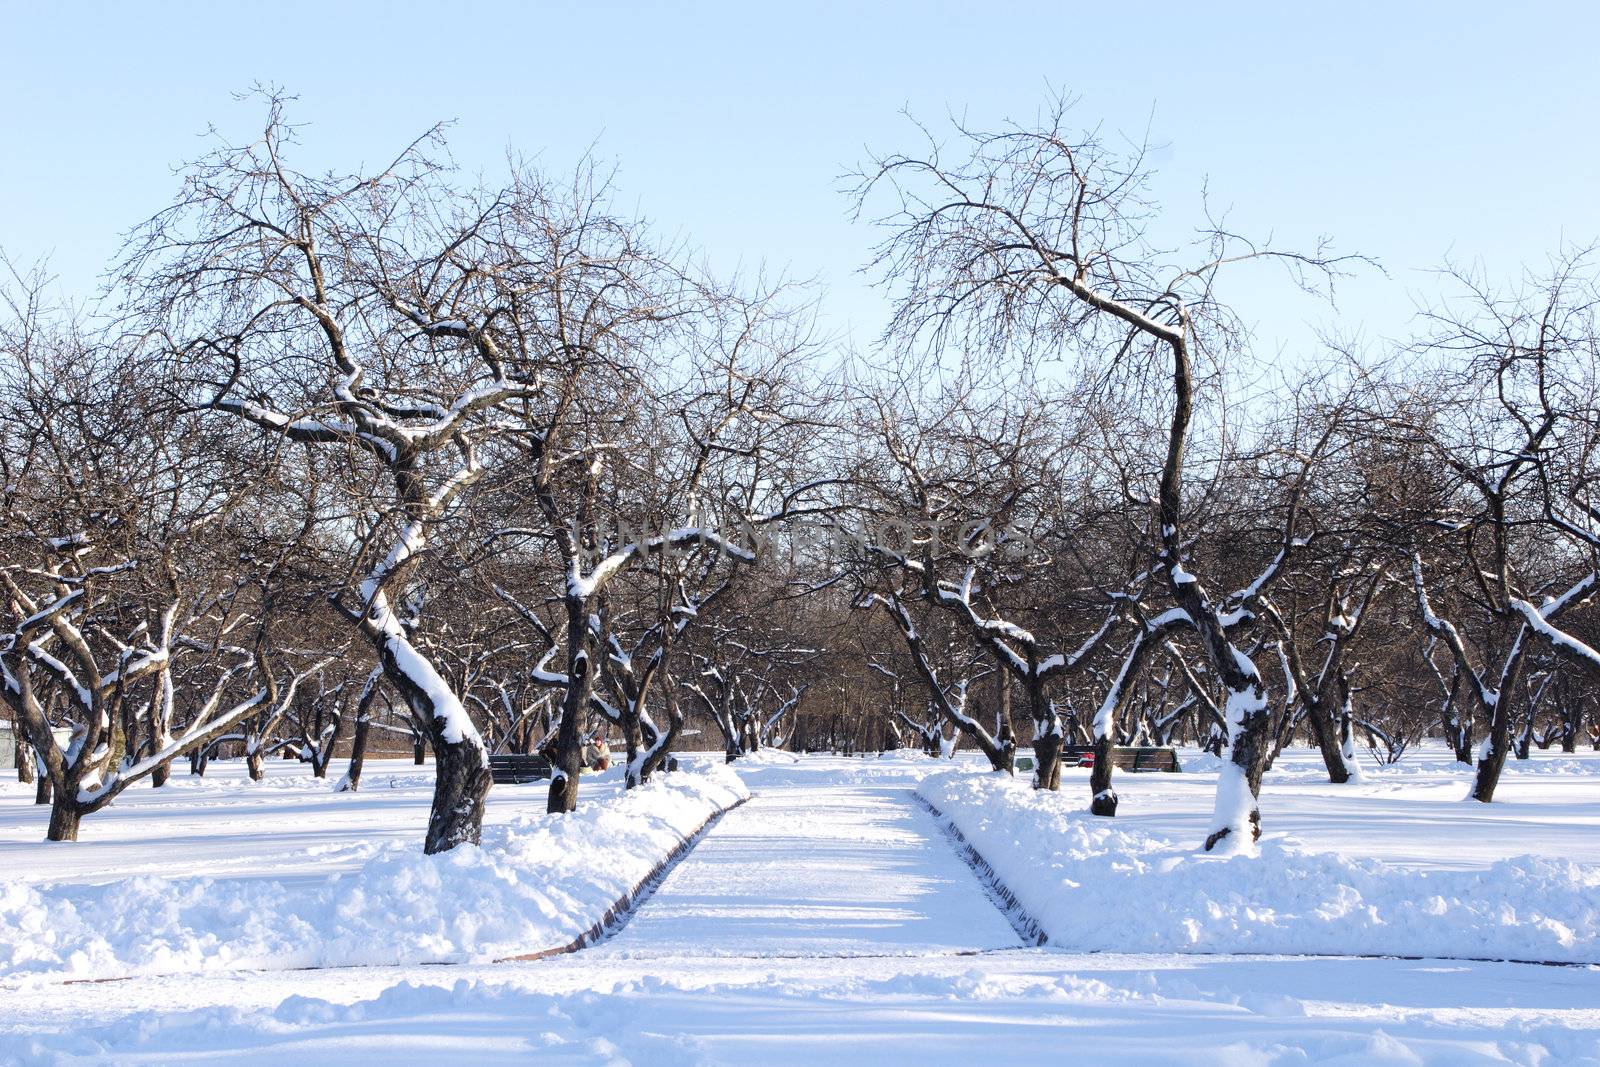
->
(496, 793, 751, 963)
(919, 766, 1600, 966)
(0, 765, 751, 985)
(915, 794, 1048, 948)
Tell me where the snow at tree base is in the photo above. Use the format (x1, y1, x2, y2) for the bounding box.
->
(3, 750, 1598, 1064)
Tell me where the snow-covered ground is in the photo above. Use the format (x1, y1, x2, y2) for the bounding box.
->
(0, 760, 748, 983)
(2, 747, 1598, 1064)
(921, 761, 1600, 963)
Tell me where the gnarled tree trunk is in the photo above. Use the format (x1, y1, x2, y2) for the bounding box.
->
(338, 674, 381, 793)
(246, 740, 267, 781)
(16, 737, 33, 786)
(339, 713, 371, 791)
(46, 799, 81, 843)
(1026, 672, 1062, 792)
(547, 598, 592, 814)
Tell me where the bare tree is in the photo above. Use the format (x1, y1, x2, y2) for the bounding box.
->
(854, 95, 1354, 848)
(0, 262, 338, 840)
(478, 262, 834, 808)
(1390, 256, 1600, 801)
(122, 98, 565, 851)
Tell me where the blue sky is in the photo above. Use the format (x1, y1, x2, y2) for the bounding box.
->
(3, 2, 1596, 360)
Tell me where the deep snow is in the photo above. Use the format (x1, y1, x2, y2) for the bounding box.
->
(9, 952, 1599, 1066)
(919, 768, 1600, 963)
(0, 762, 747, 983)
(2, 747, 1598, 1065)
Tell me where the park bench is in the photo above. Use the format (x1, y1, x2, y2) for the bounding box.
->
(489, 752, 680, 783)
(487, 753, 553, 784)
(1017, 745, 1180, 773)
(1128, 747, 1180, 772)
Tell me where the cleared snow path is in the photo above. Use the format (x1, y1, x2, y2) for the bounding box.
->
(599, 778, 1023, 958)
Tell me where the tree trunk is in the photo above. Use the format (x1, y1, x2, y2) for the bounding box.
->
(412, 737, 425, 764)
(1338, 715, 1362, 776)
(1334, 673, 1362, 781)
(1089, 733, 1116, 816)
(35, 766, 52, 806)
(1300, 699, 1352, 784)
(368, 632, 491, 853)
(997, 716, 1016, 773)
(546, 599, 591, 814)
(1561, 701, 1580, 754)
(1465, 668, 1523, 799)
(424, 715, 491, 853)
(1472, 711, 1514, 802)
(995, 674, 1017, 774)
(633, 706, 682, 786)
(1027, 675, 1062, 791)
(1469, 636, 1529, 803)
(1148, 300, 1275, 851)
(1088, 622, 1177, 816)
(717, 697, 740, 763)
(1203, 680, 1272, 852)
(46, 797, 81, 842)
(339, 710, 372, 792)
(148, 677, 173, 788)
(621, 702, 642, 789)
(246, 744, 266, 782)
(16, 738, 33, 785)
(1032, 732, 1062, 789)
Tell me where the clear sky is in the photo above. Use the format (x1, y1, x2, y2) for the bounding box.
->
(3, 1, 1597, 362)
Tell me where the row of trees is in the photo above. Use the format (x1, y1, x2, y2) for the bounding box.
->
(5, 93, 1599, 855)
(834, 100, 1600, 852)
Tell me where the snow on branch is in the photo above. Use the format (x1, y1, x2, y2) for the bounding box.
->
(568, 527, 756, 601)
(1510, 596, 1600, 673)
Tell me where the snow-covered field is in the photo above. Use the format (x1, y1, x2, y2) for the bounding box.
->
(921, 759, 1600, 963)
(2, 747, 1598, 1065)
(0, 760, 748, 983)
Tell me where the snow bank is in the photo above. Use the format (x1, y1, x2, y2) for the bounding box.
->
(0, 767, 747, 985)
(918, 770, 1600, 964)
(11, 960, 1599, 1066)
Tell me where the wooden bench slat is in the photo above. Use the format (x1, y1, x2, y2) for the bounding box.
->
(1046, 745, 1180, 772)
(488, 753, 553, 783)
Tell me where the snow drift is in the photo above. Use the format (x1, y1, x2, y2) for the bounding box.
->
(0, 767, 747, 984)
(918, 770, 1600, 964)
